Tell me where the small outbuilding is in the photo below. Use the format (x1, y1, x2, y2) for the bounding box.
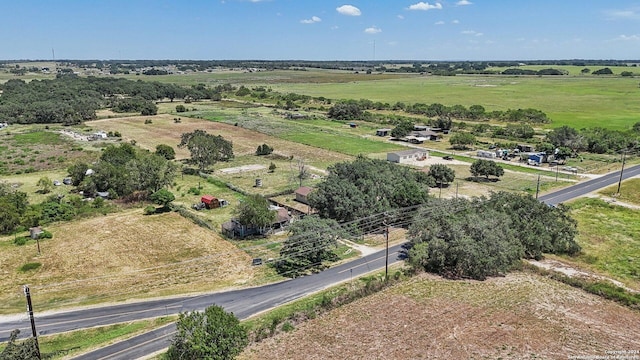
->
(376, 128, 392, 136)
(295, 186, 313, 205)
(201, 195, 220, 209)
(387, 149, 429, 164)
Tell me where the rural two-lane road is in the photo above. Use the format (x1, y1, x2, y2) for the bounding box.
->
(1, 244, 407, 359)
(538, 164, 640, 205)
(1, 164, 638, 359)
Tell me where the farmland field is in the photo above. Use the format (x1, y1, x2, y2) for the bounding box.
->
(85, 114, 353, 168)
(239, 271, 640, 360)
(267, 75, 640, 131)
(0, 210, 262, 314)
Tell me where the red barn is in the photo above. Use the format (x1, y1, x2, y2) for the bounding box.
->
(201, 195, 220, 209)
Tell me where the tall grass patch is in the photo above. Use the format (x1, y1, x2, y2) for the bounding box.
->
(569, 198, 640, 287)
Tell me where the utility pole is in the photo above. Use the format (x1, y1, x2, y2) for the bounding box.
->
(384, 218, 389, 280)
(535, 174, 541, 199)
(455, 182, 459, 199)
(616, 149, 627, 195)
(24, 286, 41, 360)
(555, 163, 559, 182)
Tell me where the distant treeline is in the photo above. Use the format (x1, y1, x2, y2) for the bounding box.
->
(1, 59, 638, 73)
(327, 99, 550, 124)
(0, 75, 230, 124)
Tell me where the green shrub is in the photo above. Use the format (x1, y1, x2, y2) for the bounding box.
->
(187, 187, 201, 196)
(14, 237, 27, 246)
(19, 262, 42, 272)
(281, 322, 295, 332)
(39, 230, 53, 239)
(144, 206, 157, 215)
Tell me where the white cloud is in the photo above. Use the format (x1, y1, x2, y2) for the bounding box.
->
(331, 25, 339, 30)
(397, 14, 405, 20)
(452, 19, 459, 24)
(434, 20, 445, 25)
(337, 5, 361, 16)
(461, 30, 483, 36)
(300, 16, 322, 24)
(456, 0, 472, 5)
(364, 26, 382, 34)
(604, 8, 640, 20)
(614, 34, 640, 41)
(408, 2, 442, 11)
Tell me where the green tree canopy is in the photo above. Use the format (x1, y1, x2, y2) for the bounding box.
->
(36, 176, 53, 194)
(308, 156, 430, 223)
(276, 216, 345, 277)
(546, 125, 586, 152)
(155, 144, 176, 160)
(0, 184, 29, 234)
(179, 130, 234, 172)
(390, 120, 414, 138)
(408, 199, 522, 280)
(470, 159, 504, 180)
(427, 164, 455, 186)
(236, 194, 276, 230)
(150, 189, 175, 208)
(407, 192, 580, 280)
(449, 132, 476, 149)
(167, 305, 248, 360)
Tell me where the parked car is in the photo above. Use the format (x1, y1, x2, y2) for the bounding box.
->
(443, 155, 453, 161)
(53, 180, 61, 186)
(63, 177, 72, 185)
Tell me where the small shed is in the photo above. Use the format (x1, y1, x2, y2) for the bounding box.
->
(376, 128, 391, 136)
(348, 122, 358, 128)
(201, 195, 220, 209)
(387, 149, 429, 164)
(295, 186, 313, 205)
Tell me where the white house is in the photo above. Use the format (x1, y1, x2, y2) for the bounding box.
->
(387, 149, 429, 164)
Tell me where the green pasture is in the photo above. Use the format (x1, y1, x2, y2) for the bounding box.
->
(566, 198, 640, 289)
(597, 178, 640, 205)
(193, 107, 405, 157)
(264, 75, 640, 131)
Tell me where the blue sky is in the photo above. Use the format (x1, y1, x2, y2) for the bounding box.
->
(1, 0, 639, 60)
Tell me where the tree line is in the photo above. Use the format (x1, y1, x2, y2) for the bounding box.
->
(327, 100, 550, 124)
(0, 75, 230, 124)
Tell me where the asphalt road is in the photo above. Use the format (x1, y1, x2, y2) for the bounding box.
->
(1, 244, 407, 359)
(538, 164, 640, 206)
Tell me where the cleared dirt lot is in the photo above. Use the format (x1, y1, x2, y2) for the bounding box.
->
(240, 272, 640, 360)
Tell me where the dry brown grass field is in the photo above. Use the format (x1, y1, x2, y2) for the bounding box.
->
(0, 209, 259, 314)
(85, 115, 351, 167)
(240, 272, 640, 360)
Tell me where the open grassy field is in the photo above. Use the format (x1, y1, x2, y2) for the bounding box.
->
(598, 178, 640, 205)
(240, 271, 640, 360)
(86, 114, 352, 168)
(262, 74, 640, 131)
(0, 128, 99, 176)
(0, 209, 261, 314)
(558, 198, 640, 290)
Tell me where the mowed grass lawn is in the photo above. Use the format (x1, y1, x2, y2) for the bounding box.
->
(563, 197, 640, 290)
(0, 209, 259, 314)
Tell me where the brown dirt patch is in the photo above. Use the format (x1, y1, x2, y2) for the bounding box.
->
(85, 115, 350, 165)
(240, 272, 640, 360)
(0, 210, 256, 313)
